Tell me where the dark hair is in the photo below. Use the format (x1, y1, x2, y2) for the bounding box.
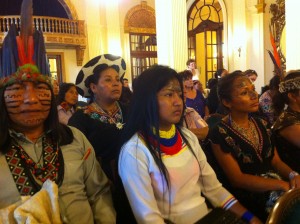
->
(56, 83, 77, 108)
(217, 71, 245, 106)
(0, 83, 74, 152)
(186, 59, 195, 66)
(269, 75, 281, 91)
(207, 78, 218, 89)
(214, 69, 226, 79)
(120, 65, 192, 188)
(178, 70, 193, 80)
(273, 71, 300, 114)
(244, 69, 258, 77)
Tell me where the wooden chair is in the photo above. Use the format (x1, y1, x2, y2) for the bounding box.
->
(266, 188, 300, 224)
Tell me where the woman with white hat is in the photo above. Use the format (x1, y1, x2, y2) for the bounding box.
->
(69, 54, 128, 184)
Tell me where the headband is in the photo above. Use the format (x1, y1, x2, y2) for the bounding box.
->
(0, 64, 52, 88)
(279, 77, 300, 93)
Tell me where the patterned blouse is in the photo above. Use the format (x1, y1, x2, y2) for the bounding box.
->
(208, 117, 281, 221)
(272, 107, 300, 173)
(259, 90, 277, 125)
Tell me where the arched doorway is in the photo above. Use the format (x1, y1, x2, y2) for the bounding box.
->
(124, 1, 157, 80)
(187, 0, 226, 84)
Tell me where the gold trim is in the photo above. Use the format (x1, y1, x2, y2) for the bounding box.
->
(76, 46, 86, 66)
(59, 0, 78, 20)
(255, 0, 266, 13)
(269, 0, 286, 71)
(124, 1, 156, 34)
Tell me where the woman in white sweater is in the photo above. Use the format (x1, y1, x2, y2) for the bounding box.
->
(118, 65, 261, 224)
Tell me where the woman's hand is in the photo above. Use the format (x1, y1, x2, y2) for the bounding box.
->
(290, 174, 300, 189)
(277, 180, 290, 191)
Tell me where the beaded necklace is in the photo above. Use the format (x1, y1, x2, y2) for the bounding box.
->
(145, 125, 184, 156)
(5, 136, 64, 195)
(228, 114, 263, 161)
(87, 102, 124, 129)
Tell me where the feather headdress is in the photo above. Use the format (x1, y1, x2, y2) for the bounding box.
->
(0, 0, 51, 88)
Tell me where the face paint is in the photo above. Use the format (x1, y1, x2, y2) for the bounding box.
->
(232, 77, 258, 99)
(4, 82, 52, 131)
(157, 79, 183, 131)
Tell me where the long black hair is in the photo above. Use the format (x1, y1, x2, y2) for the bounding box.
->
(120, 65, 197, 189)
(0, 82, 73, 153)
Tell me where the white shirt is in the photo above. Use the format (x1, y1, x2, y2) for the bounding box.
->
(119, 127, 234, 224)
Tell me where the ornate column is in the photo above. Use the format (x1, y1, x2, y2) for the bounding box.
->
(286, 0, 300, 70)
(155, 0, 188, 71)
(245, 0, 266, 91)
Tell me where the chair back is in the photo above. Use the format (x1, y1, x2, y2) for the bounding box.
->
(266, 188, 300, 224)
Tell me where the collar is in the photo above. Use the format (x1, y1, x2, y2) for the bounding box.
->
(9, 129, 52, 143)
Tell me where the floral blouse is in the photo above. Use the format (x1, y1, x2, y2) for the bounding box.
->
(208, 117, 279, 221)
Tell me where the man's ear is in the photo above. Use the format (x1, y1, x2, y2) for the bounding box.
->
(222, 99, 231, 109)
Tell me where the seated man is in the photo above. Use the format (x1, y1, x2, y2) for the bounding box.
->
(0, 0, 115, 223)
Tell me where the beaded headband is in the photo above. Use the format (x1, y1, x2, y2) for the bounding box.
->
(0, 64, 52, 88)
(279, 77, 300, 93)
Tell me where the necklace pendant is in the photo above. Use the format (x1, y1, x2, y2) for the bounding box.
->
(35, 167, 43, 176)
(116, 122, 124, 130)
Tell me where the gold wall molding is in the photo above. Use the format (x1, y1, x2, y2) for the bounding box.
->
(124, 1, 156, 34)
(58, 0, 78, 20)
(255, 0, 266, 13)
(269, 0, 285, 70)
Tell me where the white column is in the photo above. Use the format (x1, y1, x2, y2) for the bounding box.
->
(286, 0, 300, 71)
(105, 0, 122, 56)
(155, 0, 188, 71)
(85, 1, 102, 59)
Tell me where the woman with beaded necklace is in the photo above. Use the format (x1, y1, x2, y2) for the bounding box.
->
(118, 65, 262, 224)
(272, 70, 300, 173)
(68, 54, 127, 184)
(68, 54, 134, 223)
(208, 71, 300, 221)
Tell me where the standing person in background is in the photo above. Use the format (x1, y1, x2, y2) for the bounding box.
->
(56, 83, 78, 125)
(244, 69, 258, 83)
(272, 70, 300, 173)
(181, 70, 209, 118)
(178, 71, 209, 141)
(118, 65, 262, 224)
(193, 80, 209, 98)
(206, 69, 228, 114)
(186, 59, 200, 80)
(209, 71, 300, 221)
(119, 77, 133, 106)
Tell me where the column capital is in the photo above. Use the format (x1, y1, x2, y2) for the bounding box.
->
(255, 0, 266, 14)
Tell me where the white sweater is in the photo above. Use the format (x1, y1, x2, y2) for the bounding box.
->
(119, 127, 234, 224)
